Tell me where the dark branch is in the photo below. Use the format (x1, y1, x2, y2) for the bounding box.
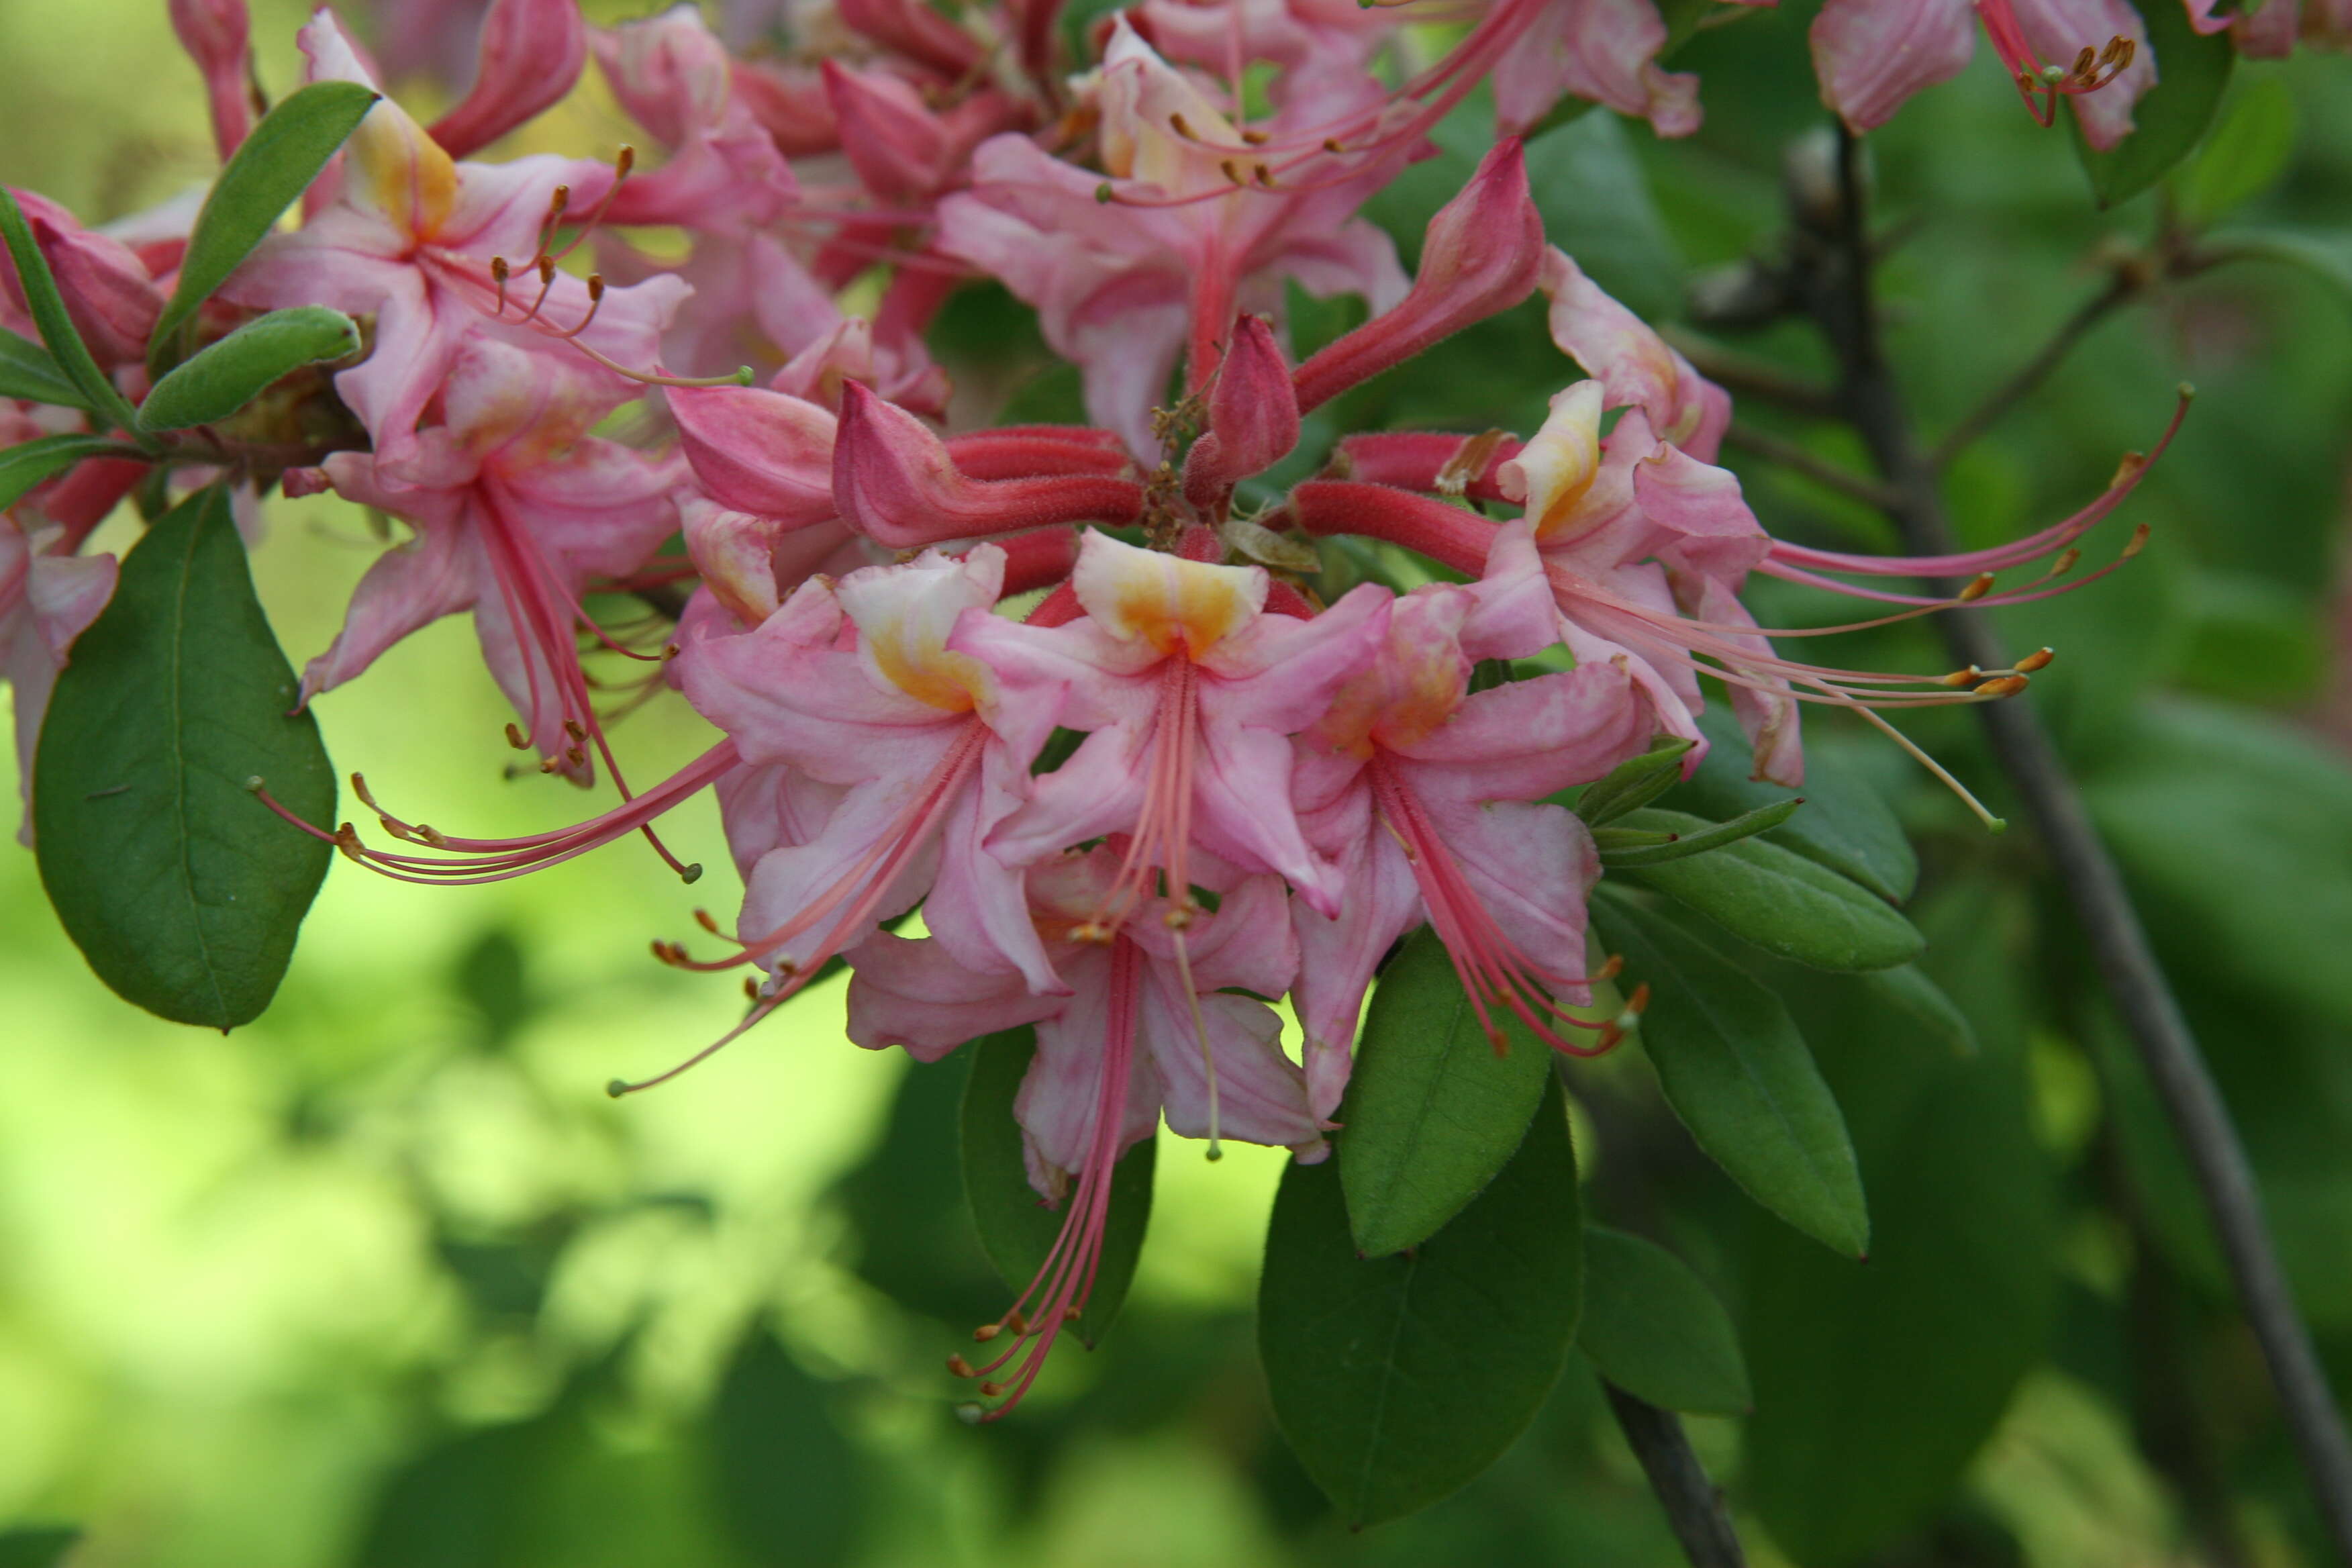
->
(1720, 422, 1903, 511)
(1605, 1383, 1749, 1568)
(1796, 123, 2352, 1567)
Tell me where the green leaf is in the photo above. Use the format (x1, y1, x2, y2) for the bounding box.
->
(1590, 889, 1867, 1257)
(2175, 78, 2297, 227)
(0, 187, 146, 436)
(2071, 0, 2234, 208)
(1596, 799, 1802, 868)
(0, 325, 92, 409)
(960, 1027, 1153, 1349)
(33, 485, 336, 1029)
(711, 1328, 861, 1567)
(1261, 1075, 1582, 1528)
(1570, 735, 1696, 827)
(1576, 1227, 1751, 1416)
(136, 306, 360, 432)
(0, 432, 133, 512)
(0, 1528, 81, 1568)
(2084, 699, 2352, 1030)
(1336, 928, 1554, 1257)
(1743, 876, 2059, 1566)
(2208, 224, 2352, 301)
(1669, 705, 1918, 901)
(1855, 963, 1978, 1057)
(1614, 809, 1926, 971)
(148, 80, 379, 369)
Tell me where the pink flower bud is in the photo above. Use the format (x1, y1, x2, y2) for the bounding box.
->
(946, 426, 1130, 481)
(1291, 139, 1544, 414)
(169, 0, 255, 160)
(1182, 315, 1300, 507)
(1330, 431, 1523, 503)
(833, 383, 1145, 550)
(430, 0, 590, 158)
(820, 60, 952, 203)
(671, 383, 841, 530)
(1, 191, 162, 367)
(730, 59, 840, 157)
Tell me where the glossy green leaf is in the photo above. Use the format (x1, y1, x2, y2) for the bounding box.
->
(1597, 799, 1802, 868)
(1262, 1075, 1581, 1528)
(2176, 79, 2297, 227)
(33, 485, 336, 1029)
(961, 1027, 1153, 1349)
(0, 187, 144, 436)
(1577, 1227, 1751, 1416)
(0, 1528, 80, 1568)
(1614, 809, 1925, 971)
(2071, 0, 2234, 208)
(0, 325, 91, 409)
(137, 306, 360, 432)
(1855, 963, 1977, 1057)
(1744, 877, 2059, 1565)
(1569, 735, 1694, 826)
(711, 1329, 860, 1568)
(149, 80, 378, 369)
(2084, 699, 2352, 1029)
(1591, 889, 1867, 1257)
(1670, 705, 1918, 901)
(0, 432, 132, 512)
(1336, 928, 1553, 1257)
(2208, 224, 2352, 301)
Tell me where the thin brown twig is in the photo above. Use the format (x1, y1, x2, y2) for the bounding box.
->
(1605, 1383, 1749, 1568)
(1721, 422, 1904, 511)
(1930, 272, 2137, 470)
(1663, 330, 1840, 417)
(1802, 124, 2352, 1568)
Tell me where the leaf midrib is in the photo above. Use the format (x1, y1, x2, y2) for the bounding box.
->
(166, 506, 232, 1027)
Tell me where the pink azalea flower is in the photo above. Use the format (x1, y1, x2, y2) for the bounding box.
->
(224, 10, 684, 470)
(1491, 0, 1706, 138)
(2, 518, 117, 843)
(845, 843, 1314, 1415)
(1810, 0, 2153, 148)
(614, 544, 1072, 1097)
(936, 19, 1411, 454)
(1289, 521, 1653, 1118)
(1290, 373, 2188, 818)
(959, 529, 1390, 925)
(593, 5, 799, 233)
(305, 335, 685, 783)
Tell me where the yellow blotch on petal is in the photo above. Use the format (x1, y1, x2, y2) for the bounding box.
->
(1073, 533, 1265, 659)
(347, 100, 460, 242)
(1502, 381, 1606, 542)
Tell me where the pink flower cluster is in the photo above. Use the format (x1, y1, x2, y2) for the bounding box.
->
(7, 0, 2190, 1414)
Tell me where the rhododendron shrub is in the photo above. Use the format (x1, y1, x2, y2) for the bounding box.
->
(8, 0, 2352, 1558)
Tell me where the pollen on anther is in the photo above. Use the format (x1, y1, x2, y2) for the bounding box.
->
(946, 1355, 977, 1378)
(1959, 573, 1996, 602)
(2015, 646, 2055, 673)
(505, 722, 530, 750)
(973, 1323, 1001, 1342)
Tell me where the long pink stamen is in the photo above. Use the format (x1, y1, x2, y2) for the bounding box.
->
(1370, 757, 1625, 1058)
(955, 936, 1142, 1420)
(248, 739, 736, 886)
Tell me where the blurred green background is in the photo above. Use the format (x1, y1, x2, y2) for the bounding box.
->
(6, 0, 2352, 1563)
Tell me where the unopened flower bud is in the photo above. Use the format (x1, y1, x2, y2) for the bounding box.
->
(1291, 139, 1544, 414)
(833, 382, 1144, 548)
(1182, 315, 1300, 507)
(430, 0, 590, 158)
